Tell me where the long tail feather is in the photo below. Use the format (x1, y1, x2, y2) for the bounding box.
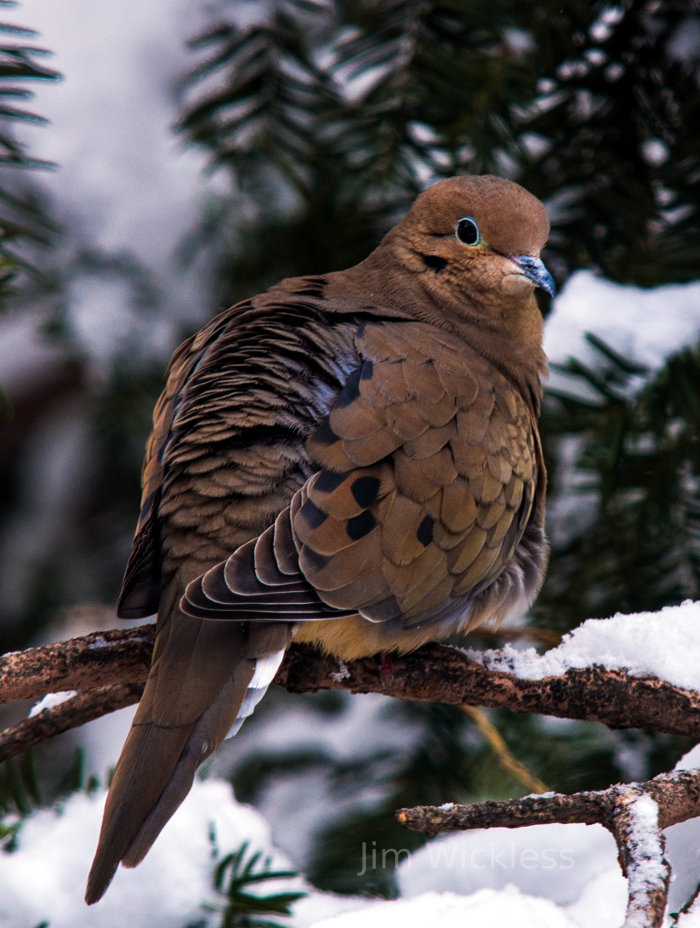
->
(85, 595, 290, 904)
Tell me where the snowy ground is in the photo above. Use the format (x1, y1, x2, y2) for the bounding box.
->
(2, 1, 700, 926)
(1, 710, 699, 927)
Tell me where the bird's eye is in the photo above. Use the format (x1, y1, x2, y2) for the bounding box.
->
(455, 217, 481, 246)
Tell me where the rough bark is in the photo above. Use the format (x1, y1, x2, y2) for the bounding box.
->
(1, 627, 700, 766)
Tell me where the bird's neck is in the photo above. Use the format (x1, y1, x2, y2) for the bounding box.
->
(335, 250, 547, 414)
(458, 306, 547, 415)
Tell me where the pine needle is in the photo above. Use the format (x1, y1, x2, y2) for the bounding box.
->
(463, 705, 548, 795)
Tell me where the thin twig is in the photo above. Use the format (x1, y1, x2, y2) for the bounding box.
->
(395, 770, 700, 833)
(396, 770, 700, 928)
(0, 683, 145, 761)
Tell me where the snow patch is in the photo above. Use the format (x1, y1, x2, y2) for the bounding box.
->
(544, 271, 700, 385)
(471, 600, 700, 691)
(0, 780, 295, 928)
(29, 691, 77, 717)
(397, 822, 621, 910)
(330, 661, 351, 682)
(309, 886, 579, 928)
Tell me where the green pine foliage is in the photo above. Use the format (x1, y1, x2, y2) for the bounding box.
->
(516, 0, 700, 285)
(541, 335, 700, 627)
(0, 752, 41, 827)
(176, 0, 700, 306)
(189, 838, 305, 928)
(0, 0, 59, 284)
(0, 1, 57, 167)
(0, 747, 99, 854)
(0, 3, 58, 481)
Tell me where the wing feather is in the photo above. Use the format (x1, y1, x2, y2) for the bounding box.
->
(182, 321, 542, 635)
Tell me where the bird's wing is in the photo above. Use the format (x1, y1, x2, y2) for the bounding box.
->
(116, 290, 365, 618)
(117, 331, 212, 618)
(183, 320, 540, 631)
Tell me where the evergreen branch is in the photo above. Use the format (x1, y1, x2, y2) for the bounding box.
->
(0, 8, 60, 280)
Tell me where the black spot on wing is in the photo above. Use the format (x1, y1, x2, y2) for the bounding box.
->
(350, 475, 380, 508)
(311, 421, 341, 446)
(361, 359, 374, 380)
(315, 470, 350, 493)
(336, 367, 362, 408)
(300, 498, 328, 529)
(417, 514, 434, 547)
(347, 510, 377, 540)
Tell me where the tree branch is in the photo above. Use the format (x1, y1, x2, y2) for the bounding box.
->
(1, 623, 700, 767)
(0, 625, 154, 702)
(0, 683, 144, 760)
(277, 641, 700, 738)
(1, 618, 699, 923)
(396, 769, 700, 928)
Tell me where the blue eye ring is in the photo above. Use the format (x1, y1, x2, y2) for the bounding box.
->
(455, 216, 481, 246)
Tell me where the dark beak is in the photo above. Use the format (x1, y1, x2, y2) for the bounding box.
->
(512, 255, 556, 298)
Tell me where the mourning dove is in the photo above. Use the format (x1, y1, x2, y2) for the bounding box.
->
(86, 174, 554, 903)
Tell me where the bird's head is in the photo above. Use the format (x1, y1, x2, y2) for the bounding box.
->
(394, 174, 555, 306)
(368, 174, 553, 392)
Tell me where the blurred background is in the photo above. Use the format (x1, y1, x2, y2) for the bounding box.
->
(1, 0, 699, 909)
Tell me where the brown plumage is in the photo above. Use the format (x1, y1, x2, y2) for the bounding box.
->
(86, 174, 553, 903)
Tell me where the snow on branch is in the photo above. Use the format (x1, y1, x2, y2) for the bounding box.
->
(0, 602, 699, 763)
(0, 684, 144, 760)
(1, 604, 699, 924)
(396, 768, 700, 928)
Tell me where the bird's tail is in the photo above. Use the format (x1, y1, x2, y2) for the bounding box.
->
(85, 588, 289, 904)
